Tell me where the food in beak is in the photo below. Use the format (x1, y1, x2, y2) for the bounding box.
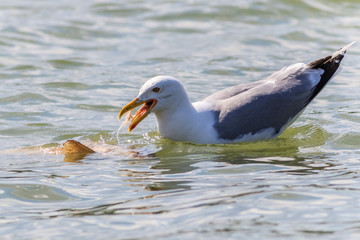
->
(119, 99, 157, 132)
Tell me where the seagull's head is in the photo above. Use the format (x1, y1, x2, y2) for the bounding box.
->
(118, 76, 187, 132)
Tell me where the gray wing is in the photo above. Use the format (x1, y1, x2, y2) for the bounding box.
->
(204, 63, 327, 140)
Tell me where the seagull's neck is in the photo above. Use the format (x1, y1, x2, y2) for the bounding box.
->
(154, 96, 196, 139)
(154, 98, 217, 143)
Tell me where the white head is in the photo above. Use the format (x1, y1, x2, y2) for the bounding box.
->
(138, 76, 189, 112)
(118, 76, 190, 131)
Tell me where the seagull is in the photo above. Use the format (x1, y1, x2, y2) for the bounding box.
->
(119, 42, 356, 144)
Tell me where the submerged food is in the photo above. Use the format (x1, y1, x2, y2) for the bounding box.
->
(62, 140, 96, 154)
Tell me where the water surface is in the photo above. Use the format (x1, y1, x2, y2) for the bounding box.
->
(1, 0, 360, 239)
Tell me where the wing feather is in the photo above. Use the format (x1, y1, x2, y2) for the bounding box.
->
(208, 63, 324, 140)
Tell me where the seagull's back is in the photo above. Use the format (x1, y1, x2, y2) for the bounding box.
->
(202, 43, 354, 142)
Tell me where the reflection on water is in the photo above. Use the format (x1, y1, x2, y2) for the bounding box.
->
(151, 123, 330, 174)
(63, 152, 92, 162)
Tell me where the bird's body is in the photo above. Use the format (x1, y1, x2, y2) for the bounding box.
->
(119, 42, 355, 144)
(156, 98, 217, 143)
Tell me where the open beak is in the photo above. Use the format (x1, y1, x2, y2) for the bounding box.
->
(118, 97, 158, 132)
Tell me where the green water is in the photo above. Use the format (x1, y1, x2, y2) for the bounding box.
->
(1, 0, 360, 239)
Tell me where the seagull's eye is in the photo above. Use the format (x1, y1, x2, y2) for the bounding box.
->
(152, 87, 160, 92)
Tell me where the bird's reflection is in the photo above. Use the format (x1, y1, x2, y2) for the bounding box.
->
(139, 123, 332, 190)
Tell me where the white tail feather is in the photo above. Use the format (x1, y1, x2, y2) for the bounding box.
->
(332, 41, 356, 58)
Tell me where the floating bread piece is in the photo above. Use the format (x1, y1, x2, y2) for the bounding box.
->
(62, 140, 95, 154)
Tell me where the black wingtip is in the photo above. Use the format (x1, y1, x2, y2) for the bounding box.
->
(307, 53, 344, 70)
(305, 46, 349, 105)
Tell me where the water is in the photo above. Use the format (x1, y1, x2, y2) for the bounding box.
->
(0, 0, 360, 239)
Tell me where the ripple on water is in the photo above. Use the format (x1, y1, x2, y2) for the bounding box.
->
(75, 104, 119, 112)
(41, 21, 115, 40)
(91, 3, 150, 17)
(0, 183, 74, 202)
(331, 133, 360, 150)
(47, 59, 96, 69)
(265, 192, 321, 201)
(41, 82, 92, 90)
(0, 93, 53, 104)
(9, 65, 38, 71)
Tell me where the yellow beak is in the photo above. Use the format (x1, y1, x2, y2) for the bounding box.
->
(118, 97, 157, 132)
(118, 97, 142, 119)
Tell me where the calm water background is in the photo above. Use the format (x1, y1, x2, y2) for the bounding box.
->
(0, 0, 360, 239)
